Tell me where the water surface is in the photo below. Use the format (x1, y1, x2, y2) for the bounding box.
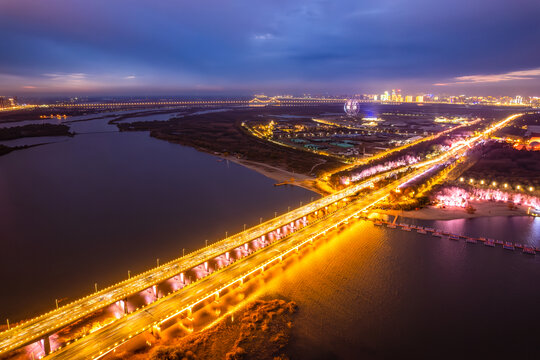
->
(0, 118, 314, 321)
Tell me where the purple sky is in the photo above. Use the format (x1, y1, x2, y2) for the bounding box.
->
(1, 0, 540, 96)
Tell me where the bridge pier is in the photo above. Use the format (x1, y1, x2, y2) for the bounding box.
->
(151, 324, 161, 339)
(123, 298, 129, 314)
(41, 336, 51, 356)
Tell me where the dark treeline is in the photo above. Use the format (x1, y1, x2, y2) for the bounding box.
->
(0, 124, 72, 141)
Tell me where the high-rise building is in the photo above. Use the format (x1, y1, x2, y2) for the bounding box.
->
(405, 95, 413, 102)
(415, 95, 424, 103)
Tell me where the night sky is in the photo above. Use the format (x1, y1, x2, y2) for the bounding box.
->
(1, 0, 540, 95)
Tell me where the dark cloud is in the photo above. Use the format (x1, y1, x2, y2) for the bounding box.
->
(1, 0, 539, 94)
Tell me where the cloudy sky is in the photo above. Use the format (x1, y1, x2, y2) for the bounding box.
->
(1, 0, 539, 95)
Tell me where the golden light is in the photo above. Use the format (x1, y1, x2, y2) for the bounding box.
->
(492, 181, 497, 186)
(504, 183, 508, 188)
(529, 187, 534, 191)
(459, 177, 464, 182)
(480, 180, 485, 185)
(469, 178, 474, 183)
(517, 185, 521, 190)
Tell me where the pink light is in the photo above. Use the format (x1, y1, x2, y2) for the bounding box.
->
(434, 186, 540, 208)
(343, 155, 421, 184)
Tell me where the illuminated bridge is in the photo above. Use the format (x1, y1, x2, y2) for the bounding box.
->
(0, 170, 391, 359)
(46, 96, 347, 109)
(0, 113, 522, 359)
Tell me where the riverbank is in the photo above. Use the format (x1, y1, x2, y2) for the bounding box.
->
(224, 156, 330, 195)
(373, 201, 529, 220)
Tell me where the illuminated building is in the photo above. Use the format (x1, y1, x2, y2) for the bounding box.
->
(405, 95, 413, 102)
(415, 95, 424, 103)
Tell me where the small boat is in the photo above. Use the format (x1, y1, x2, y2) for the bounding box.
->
(449, 236, 460, 241)
(387, 224, 397, 229)
(417, 229, 427, 234)
(495, 240, 504, 246)
(503, 242, 515, 250)
(523, 247, 536, 255)
(465, 237, 477, 244)
(401, 226, 411, 232)
(424, 227, 435, 232)
(432, 232, 442, 237)
(485, 240, 495, 247)
(515, 243, 524, 249)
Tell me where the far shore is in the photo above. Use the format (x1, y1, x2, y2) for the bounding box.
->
(373, 201, 530, 221)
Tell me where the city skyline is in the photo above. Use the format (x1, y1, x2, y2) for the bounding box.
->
(1, 0, 540, 95)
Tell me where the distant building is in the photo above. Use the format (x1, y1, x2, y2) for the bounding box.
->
(0, 96, 11, 109)
(415, 95, 424, 103)
(405, 95, 413, 102)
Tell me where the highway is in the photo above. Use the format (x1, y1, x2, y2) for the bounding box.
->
(0, 163, 386, 355)
(0, 113, 522, 358)
(47, 172, 413, 360)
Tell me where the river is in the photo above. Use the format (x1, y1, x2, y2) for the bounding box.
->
(0, 113, 315, 321)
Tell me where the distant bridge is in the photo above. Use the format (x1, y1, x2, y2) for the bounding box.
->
(47, 96, 347, 109)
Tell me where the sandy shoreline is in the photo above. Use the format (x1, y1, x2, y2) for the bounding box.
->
(373, 201, 530, 220)
(223, 156, 328, 195)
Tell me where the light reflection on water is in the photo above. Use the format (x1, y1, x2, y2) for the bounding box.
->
(260, 219, 540, 359)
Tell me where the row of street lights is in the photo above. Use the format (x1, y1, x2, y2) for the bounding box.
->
(459, 177, 535, 192)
